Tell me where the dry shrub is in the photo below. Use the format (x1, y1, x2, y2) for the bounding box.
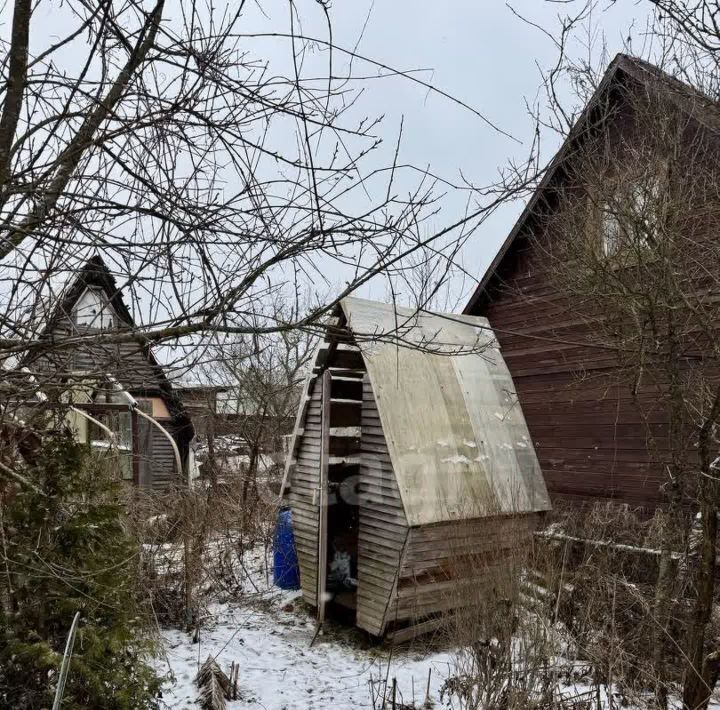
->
(127, 470, 279, 628)
(535, 503, 700, 706)
(437, 515, 570, 710)
(434, 504, 714, 709)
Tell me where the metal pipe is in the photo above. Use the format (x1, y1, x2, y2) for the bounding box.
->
(105, 374, 188, 486)
(68, 405, 116, 443)
(134, 406, 187, 488)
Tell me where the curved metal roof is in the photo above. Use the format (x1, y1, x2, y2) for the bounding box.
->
(341, 296, 550, 526)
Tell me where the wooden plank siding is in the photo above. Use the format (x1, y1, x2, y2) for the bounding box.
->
(34, 319, 164, 391)
(357, 374, 408, 636)
(147, 425, 180, 490)
(30, 315, 188, 488)
(392, 514, 542, 630)
(289, 376, 323, 607)
(461, 56, 720, 511)
(480, 244, 667, 509)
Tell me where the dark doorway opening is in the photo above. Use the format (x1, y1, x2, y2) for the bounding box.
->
(325, 462, 360, 623)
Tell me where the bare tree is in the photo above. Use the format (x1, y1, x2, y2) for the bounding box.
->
(0, 0, 530, 367)
(0, 0, 544, 493)
(201, 300, 316, 504)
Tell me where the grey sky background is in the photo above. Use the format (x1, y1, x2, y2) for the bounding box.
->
(7, 0, 653, 342)
(287, 0, 652, 308)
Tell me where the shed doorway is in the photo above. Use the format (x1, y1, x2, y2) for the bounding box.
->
(325, 462, 360, 620)
(316, 368, 363, 625)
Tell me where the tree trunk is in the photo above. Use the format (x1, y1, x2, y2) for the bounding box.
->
(683, 503, 718, 710)
(650, 326, 684, 709)
(206, 415, 218, 488)
(242, 444, 259, 507)
(683, 389, 720, 710)
(652, 505, 679, 709)
(0, 0, 31, 191)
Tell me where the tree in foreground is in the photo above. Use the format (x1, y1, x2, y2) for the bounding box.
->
(0, 437, 160, 709)
(0, 0, 520, 386)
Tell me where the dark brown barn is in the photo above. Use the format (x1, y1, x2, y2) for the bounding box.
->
(463, 54, 720, 510)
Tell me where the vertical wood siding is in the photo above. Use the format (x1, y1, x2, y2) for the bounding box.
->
(148, 425, 179, 489)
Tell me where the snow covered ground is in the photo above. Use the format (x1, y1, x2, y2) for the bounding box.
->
(153, 546, 720, 709)
(159, 594, 453, 709)
(156, 548, 454, 710)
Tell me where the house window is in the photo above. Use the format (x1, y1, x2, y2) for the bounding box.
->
(598, 178, 660, 258)
(601, 207, 623, 257)
(73, 287, 114, 329)
(89, 409, 132, 480)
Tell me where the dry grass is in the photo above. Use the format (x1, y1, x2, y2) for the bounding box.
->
(126, 469, 280, 628)
(426, 504, 716, 709)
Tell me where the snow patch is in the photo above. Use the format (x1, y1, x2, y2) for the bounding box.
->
(442, 454, 472, 465)
(155, 547, 452, 709)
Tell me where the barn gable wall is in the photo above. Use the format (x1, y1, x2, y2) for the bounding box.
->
(462, 55, 720, 510)
(481, 251, 665, 508)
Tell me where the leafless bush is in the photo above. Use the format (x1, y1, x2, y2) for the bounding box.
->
(430, 502, 720, 709)
(537, 503, 720, 708)
(127, 478, 278, 628)
(437, 516, 570, 710)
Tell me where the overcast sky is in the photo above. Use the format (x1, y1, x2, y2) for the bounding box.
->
(13, 0, 654, 330)
(285, 0, 652, 308)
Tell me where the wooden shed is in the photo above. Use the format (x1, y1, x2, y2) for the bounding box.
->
(282, 297, 550, 639)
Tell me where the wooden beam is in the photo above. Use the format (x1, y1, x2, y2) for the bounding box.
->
(316, 369, 332, 625)
(385, 614, 446, 644)
(55, 402, 130, 412)
(131, 409, 140, 486)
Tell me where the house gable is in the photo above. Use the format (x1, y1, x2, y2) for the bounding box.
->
(462, 55, 720, 508)
(73, 287, 117, 329)
(464, 53, 720, 316)
(25, 255, 192, 430)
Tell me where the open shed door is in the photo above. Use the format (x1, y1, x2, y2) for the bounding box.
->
(316, 369, 331, 624)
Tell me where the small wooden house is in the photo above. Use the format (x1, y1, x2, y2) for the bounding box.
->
(18, 256, 194, 489)
(282, 297, 550, 639)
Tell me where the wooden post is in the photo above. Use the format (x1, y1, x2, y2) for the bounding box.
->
(131, 409, 140, 486)
(317, 369, 331, 624)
